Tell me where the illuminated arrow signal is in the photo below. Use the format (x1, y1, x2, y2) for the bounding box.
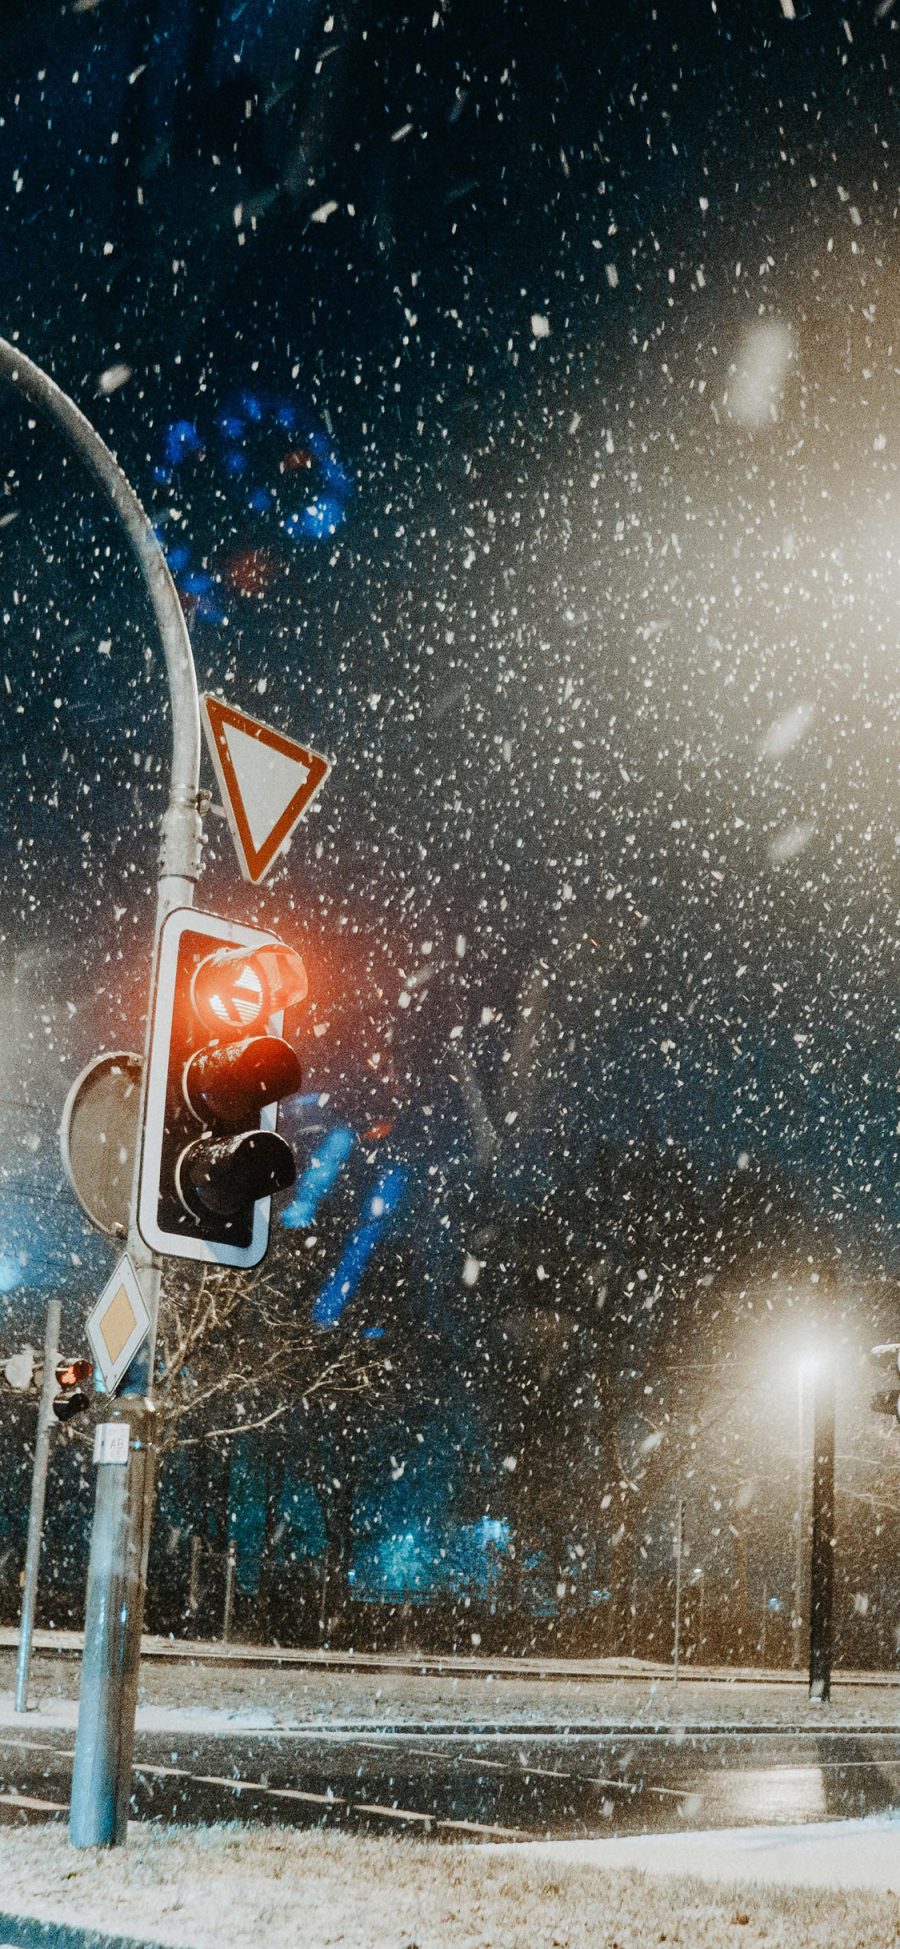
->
(201, 693, 331, 883)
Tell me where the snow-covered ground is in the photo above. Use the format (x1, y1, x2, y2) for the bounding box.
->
(0, 1821, 898, 1949)
(501, 1814, 900, 1894)
(1, 1648, 897, 1734)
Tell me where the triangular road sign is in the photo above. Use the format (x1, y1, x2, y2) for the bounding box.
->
(201, 694, 331, 883)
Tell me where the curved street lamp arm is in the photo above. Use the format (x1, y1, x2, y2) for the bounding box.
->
(0, 335, 202, 904)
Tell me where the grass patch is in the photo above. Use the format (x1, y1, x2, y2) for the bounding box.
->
(0, 1823, 896, 1947)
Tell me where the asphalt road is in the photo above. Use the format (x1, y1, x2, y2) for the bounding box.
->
(0, 1723, 898, 1842)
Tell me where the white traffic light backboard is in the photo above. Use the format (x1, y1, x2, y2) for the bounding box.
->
(137, 907, 286, 1267)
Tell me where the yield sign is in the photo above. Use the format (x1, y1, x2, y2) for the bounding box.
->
(201, 694, 331, 883)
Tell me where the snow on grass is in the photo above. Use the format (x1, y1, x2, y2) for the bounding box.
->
(1, 1651, 897, 1736)
(0, 1822, 898, 1949)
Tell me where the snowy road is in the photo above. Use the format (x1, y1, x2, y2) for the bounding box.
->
(0, 1722, 898, 1843)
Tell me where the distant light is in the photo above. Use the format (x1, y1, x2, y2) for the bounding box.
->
(179, 569, 214, 597)
(479, 1517, 509, 1548)
(0, 1254, 22, 1294)
(163, 419, 203, 466)
(284, 494, 346, 542)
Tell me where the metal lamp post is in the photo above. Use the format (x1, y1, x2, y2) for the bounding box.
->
(14, 1297, 61, 1713)
(808, 1361, 836, 1704)
(791, 1358, 816, 1669)
(0, 337, 203, 1846)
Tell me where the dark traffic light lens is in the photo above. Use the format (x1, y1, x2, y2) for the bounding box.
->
(52, 1390, 90, 1422)
(178, 1129, 297, 1219)
(184, 1034, 302, 1126)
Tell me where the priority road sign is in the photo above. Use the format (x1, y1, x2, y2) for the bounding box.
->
(201, 692, 331, 883)
(85, 1254, 151, 1396)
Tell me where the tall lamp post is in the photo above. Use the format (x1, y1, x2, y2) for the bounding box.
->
(0, 338, 203, 1846)
(791, 1356, 817, 1669)
(808, 1358, 836, 1704)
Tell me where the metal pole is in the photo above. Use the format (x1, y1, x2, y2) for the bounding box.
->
(792, 1368, 805, 1669)
(673, 1498, 684, 1683)
(0, 339, 203, 1847)
(14, 1298, 61, 1713)
(222, 1540, 237, 1644)
(808, 1365, 835, 1704)
(319, 1542, 331, 1641)
(188, 1535, 202, 1620)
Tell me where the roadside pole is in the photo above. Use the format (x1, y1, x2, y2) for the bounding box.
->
(791, 1368, 806, 1669)
(14, 1297, 61, 1713)
(222, 1540, 237, 1643)
(672, 1497, 685, 1683)
(808, 1366, 835, 1704)
(0, 338, 203, 1846)
(188, 1535, 202, 1621)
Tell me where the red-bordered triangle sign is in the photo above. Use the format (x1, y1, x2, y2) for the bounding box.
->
(201, 694, 331, 884)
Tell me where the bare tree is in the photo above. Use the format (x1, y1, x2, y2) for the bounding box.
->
(152, 1257, 382, 1454)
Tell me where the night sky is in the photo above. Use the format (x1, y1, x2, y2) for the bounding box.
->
(0, 0, 898, 1640)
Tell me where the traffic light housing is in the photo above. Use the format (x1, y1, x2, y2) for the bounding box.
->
(869, 1344, 900, 1421)
(53, 1357, 94, 1422)
(137, 908, 308, 1266)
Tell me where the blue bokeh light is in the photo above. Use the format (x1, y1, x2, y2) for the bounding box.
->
(311, 1165, 407, 1329)
(282, 1126, 356, 1230)
(0, 1254, 22, 1295)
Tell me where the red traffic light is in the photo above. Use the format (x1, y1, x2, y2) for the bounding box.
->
(191, 943, 308, 1036)
(55, 1358, 94, 1390)
(53, 1356, 93, 1422)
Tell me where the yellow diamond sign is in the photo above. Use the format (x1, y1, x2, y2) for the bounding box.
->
(86, 1253, 151, 1395)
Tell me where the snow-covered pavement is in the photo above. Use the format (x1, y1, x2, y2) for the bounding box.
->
(502, 1813, 900, 1893)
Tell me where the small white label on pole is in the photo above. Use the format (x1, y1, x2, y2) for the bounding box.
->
(93, 1422, 130, 1466)
(86, 1253, 151, 1395)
